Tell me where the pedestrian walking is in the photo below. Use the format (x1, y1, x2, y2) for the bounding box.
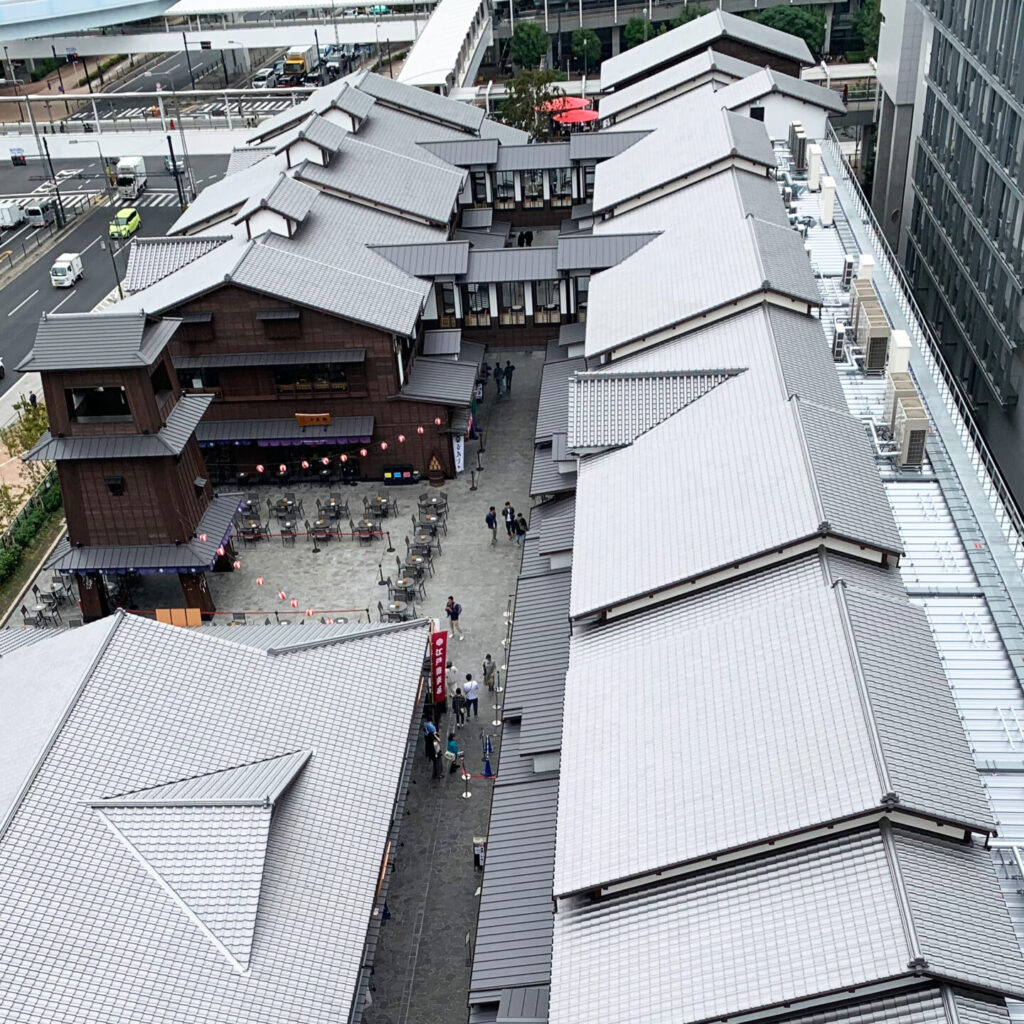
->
(503, 361, 516, 393)
(515, 512, 529, 545)
(482, 653, 496, 691)
(464, 674, 480, 718)
(445, 595, 465, 639)
(430, 729, 443, 777)
(525, 230, 534, 247)
(28, 391, 37, 408)
(446, 659, 458, 695)
(423, 718, 438, 761)
(452, 687, 467, 727)
(446, 732, 461, 773)
(502, 502, 516, 540)
(485, 506, 498, 545)
(495, 368, 504, 396)
(517, 231, 526, 247)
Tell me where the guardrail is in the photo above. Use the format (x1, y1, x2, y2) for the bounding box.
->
(0, 192, 104, 277)
(822, 124, 1024, 569)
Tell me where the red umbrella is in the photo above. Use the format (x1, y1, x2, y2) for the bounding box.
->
(553, 109, 599, 124)
(541, 95, 591, 113)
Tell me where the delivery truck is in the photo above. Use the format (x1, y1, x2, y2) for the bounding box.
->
(50, 252, 83, 287)
(0, 198, 25, 228)
(283, 45, 317, 81)
(115, 156, 147, 200)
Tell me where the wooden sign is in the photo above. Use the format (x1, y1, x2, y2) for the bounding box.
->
(295, 412, 331, 427)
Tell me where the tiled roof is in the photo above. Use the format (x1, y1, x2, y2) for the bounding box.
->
(567, 130, 650, 160)
(373, 240, 469, 277)
(530, 443, 576, 497)
(124, 236, 231, 294)
(556, 232, 658, 271)
(719, 65, 847, 114)
(235, 173, 317, 225)
(494, 143, 571, 171)
(175, 348, 365, 370)
(462, 246, 559, 284)
(196, 417, 372, 444)
(400, 357, 478, 406)
(18, 312, 179, 372)
(417, 138, 499, 166)
(535, 357, 586, 443)
(422, 329, 462, 356)
(0, 614, 432, 1021)
(357, 70, 485, 132)
(225, 145, 274, 176)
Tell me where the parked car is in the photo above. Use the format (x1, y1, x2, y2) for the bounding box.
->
(109, 207, 141, 239)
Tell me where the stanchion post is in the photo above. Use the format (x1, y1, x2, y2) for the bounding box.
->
(461, 760, 472, 799)
(386, 530, 395, 552)
(469, 470, 477, 492)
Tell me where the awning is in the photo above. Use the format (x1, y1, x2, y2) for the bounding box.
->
(196, 416, 374, 447)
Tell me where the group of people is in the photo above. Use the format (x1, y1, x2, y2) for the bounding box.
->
(516, 231, 535, 247)
(482, 360, 516, 397)
(423, 654, 499, 777)
(485, 501, 528, 546)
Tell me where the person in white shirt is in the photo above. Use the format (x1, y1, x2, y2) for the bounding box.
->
(463, 674, 480, 719)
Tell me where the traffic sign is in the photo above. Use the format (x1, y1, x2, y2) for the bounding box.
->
(200, 40, 212, 50)
(66, 47, 78, 60)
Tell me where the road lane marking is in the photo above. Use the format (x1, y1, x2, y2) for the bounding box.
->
(80, 235, 104, 254)
(8, 289, 38, 316)
(49, 290, 75, 313)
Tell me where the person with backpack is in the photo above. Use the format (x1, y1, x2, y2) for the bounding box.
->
(485, 506, 498, 545)
(514, 512, 529, 546)
(445, 595, 464, 640)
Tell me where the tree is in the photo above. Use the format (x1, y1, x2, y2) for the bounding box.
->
(510, 21, 549, 70)
(624, 15, 658, 49)
(500, 69, 559, 140)
(572, 28, 601, 75)
(670, 3, 707, 27)
(854, 0, 882, 58)
(745, 7, 826, 58)
(0, 397, 50, 491)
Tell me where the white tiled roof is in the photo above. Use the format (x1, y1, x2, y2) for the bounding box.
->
(0, 614, 430, 1022)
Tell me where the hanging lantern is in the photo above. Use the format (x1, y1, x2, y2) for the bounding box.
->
(380, 441, 388, 451)
(279, 590, 287, 600)
(217, 546, 225, 557)
(232, 559, 241, 570)
(359, 448, 368, 457)
(397, 434, 406, 443)
(199, 533, 208, 543)
(417, 425, 424, 435)
(305, 607, 314, 617)
(256, 577, 264, 586)
(340, 453, 348, 462)
(278, 463, 287, 474)
(321, 457, 330, 465)
(290, 599, 298, 608)
(256, 464, 265, 474)
(434, 417, 442, 426)
(327, 618, 334, 625)
(301, 459, 310, 469)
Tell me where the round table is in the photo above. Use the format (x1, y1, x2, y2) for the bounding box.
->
(313, 519, 328, 530)
(395, 577, 416, 589)
(388, 601, 407, 615)
(281, 520, 296, 533)
(415, 533, 433, 546)
(407, 555, 425, 567)
(357, 519, 375, 531)
(420, 514, 439, 526)
(421, 496, 444, 508)
(369, 497, 388, 509)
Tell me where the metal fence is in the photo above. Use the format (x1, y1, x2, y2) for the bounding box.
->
(0, 192, 104, 278)
(0, 466, 59, 553)
(822, 124, 1024, 570)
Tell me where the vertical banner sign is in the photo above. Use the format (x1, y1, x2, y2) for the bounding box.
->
(453, 434, 465, 473)
(431, 630, 448, 704)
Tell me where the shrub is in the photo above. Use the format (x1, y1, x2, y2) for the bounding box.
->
(41, 482, 62, 513)
(0, 542, 22, 585)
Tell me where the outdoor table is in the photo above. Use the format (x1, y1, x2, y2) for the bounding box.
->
(394, 577, 416, 589)
(406, 555, 426, 571)
(313, 518, 328, 530)
(356, 518, 375, 531)
(388, 600, 407, 614)
(419, 496, 445, 510)
(420, 514, 439, 526)
(414, 533, 434, 547)
(281, 520, 296, 532)
(368, 496, 389, 516)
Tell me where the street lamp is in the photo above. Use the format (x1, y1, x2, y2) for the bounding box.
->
(222, 39, 244, 89)
(3, 45, 24, 122)
(144, 72, 197, 201)
(99, 240, 124, 300)
(68, 136, 114, 196)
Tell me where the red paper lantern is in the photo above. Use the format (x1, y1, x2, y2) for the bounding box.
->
(232, 559, 241, 570)
(305, 607, 314, 617)
(290, 599, 298, 608)
(359, 448, 368, 457)
(199, 533, 208, 543)
(434, 417, 442, 426)
(256, 577, 264, 586)
(340, 454, 348, 462)
(321, 457, 330, 465)
(256, 464, 265, 474)
(217, 546, 225, 557)
(327, 618, 334, 625)
(301, 460, 310, 470)
(380, 441, 388, 451)
(279, 590, 287, 600)
(397, 434, 406, 443)
(278, 464, 287, 474)
(417, 426, 424, 435)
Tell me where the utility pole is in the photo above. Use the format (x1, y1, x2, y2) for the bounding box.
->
(314, 27, 324, 85)
(167, 135, 186, 210)
(50, 45, 70, 118)
(101, 241, 124, 300)
(41, 135, 66, 228)
(182, 32, 196, 89)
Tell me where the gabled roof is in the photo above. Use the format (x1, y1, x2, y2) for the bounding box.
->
(401, 356, 478, 406)
(598, 48, 762, 123)
(718, 65, 846, 114)
(27, 394, 212, 462)
(495, 143, 571, 171)
(273, 112, 350, 157)
(536, 357, 586, 443)
(124, 236, 231, 295)
(417, 137, 499, 166)
(225, 145, 273, 176)
(357, 69, 485, 132)
(556, 232, 659, 271)
(17, 311, 179, 372)
(591, 104, 776, 215)
(245, 77, 374, 144)
(584, 170, 819, 358)
(234, 172, 317, 226)
(550, 828, 1024, 1024)
(373, 240, 470, 277)
(0, 613, 432, 1020)
(600, 8, 814, 92)
(556, 554, 993, 898)
(567, 130, 650, 160)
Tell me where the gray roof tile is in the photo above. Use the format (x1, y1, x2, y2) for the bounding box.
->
(401, 357, 478, 405)
(235, 172, 316, 226)
(357, 70, 485, 131)
(720, 66, 846, 115)
(556, 232, 658, 271)
(373, 240, 469, 277)
(535, 358, 586, 442)
(567, 130, 650, 160)
(530, 495, 576, 555)
(463, 247, 559, 284)
(461, 207, 493, 229)
(530, 444, 576, 497)
(495, 143, 571, 171)
(422, 329, 462, 356)
(766, 305, 846, 409)
(175, 348, 365, 370)
(196, 416, 372, 443)
(18, 312, 178, 372)
(417, 138, 499, 166)
(750, 215, 822, 304)
(124, 236, 231, 294)
(225, 145, 274, 176)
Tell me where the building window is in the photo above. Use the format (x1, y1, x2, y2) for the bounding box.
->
(574, 274, 589, 322)
(257, 307, 301, 339)
(551, 168, 572, 207)
(186, 367, 221, 393)
(179, 310, 214, 343)
(464, 283, 490, 327)
(499, 281, 525, 325)
(471, 170, 488, 206)
(274, 362, 355, 396)
(437, 282, 457, 328)
(65, 386, 132, 423)
(534, 280, 561, 324)
(583, 165, 595, 200)
(493, 170, 515, 209)
(523, 169, 544, 208)
(750, 106, 765, 122)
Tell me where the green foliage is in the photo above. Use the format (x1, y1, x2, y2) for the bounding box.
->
(77, 54, 127, 88)
(745, 6, 826, 57)
(571, 28, 601, 74)
(670, 4, 707, 27)
(624, 15, 656, 49)
(0, 542, 21, 586)
(499, 68, 560, 140)
(29, 57, 61, 83)
(0, 398, 50, 489)
(854, 0, 882, 58)
(42, 481, 62, 513)
(11, 505, 48, 548)
(510, 21, 550, 69)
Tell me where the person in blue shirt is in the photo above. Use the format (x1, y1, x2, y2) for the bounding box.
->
(446, 732, 461, 774)
(423, 718, 438, 761)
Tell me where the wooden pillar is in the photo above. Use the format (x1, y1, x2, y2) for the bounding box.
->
(78, 572, 111, 622)
(180, 572, 216, 619)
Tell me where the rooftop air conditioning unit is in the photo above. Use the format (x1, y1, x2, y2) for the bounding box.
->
(782, 185, 793, 206)
(797, 222, 808, 239)
(832, 321, 847, 361)
(883, 371, 917, 430)
(788, 121, 804, 152)
(793, 129, 808, 173)
(862, 315, 891, 374)
(842, 254, 856, 288)
(894, 394, 929, 469)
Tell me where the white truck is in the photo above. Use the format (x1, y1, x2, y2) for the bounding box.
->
(50, 252, 83, 288)
(115, 156, 147, 200)
(283, 45, 317, 81)
(0, 198, 25, 228)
